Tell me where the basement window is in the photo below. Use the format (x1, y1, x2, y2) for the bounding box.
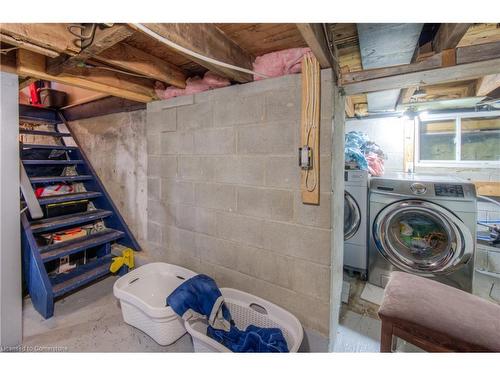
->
(416, 111, 500, 167)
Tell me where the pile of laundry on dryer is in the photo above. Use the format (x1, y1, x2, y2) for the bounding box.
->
(345, 131, 387, 176)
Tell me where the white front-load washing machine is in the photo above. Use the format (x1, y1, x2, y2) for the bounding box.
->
(344, 169, 369, 279)
(369, 173, 476, 292)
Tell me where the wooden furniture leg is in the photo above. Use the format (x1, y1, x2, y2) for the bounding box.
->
(380, 320, 394, 352)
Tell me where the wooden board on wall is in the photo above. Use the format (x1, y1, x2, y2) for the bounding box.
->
(300, 55, 321, 205)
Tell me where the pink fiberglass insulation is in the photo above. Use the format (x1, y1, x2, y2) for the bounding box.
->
(252, 47, 311, 81)
(155, 71, 231, 100)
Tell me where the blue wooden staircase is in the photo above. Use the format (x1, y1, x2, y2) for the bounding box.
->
(19, 105, 141, 319)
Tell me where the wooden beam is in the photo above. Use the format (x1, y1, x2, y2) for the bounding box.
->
(457, 41, 500, 64)
(0, 33, 59, 58)
(345, 95, 355, 117)
(77, 25, 134, 59)
(0, 23, 79, 55)
(18, 77, 37, 90)
(400, 86, 418, 104)
(476, 73, 500, 96)
(343, 53, 444, 84)
(343, 57, 500, 95)
(94, 43, 186, 88)
(433, 24, 472, 53)
(46, 24, 134, 75)
(132, 23, 254, 83)
(0, 51, 17, 74)
(296, 23, 333, 69)
(16, 49, 156, 103)
(342, 42, 500, 95)
(62, 96, 146, 122)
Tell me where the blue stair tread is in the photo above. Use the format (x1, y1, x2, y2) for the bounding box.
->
(51, 256, 113, 298)
(39, 229, 124, 262)
(30, 209, 113, 233)
(19, 129, 71, 137)
(37, 191, 102, 205)
(22, 159, 84, 165)
(30, 175, 93, 184)
(22, 144, 77, 150)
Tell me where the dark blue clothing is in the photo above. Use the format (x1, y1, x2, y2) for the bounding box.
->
(207, 324, 289, 353)
(167, 274, 289, 352)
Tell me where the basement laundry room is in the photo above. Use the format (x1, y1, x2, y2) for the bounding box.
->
(1, 5, 500, 367)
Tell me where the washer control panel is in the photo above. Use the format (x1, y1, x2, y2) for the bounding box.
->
(434, 183, 464, 197)
(410, 182, 427, 195)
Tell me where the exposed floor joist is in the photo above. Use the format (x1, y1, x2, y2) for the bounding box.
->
(342, 57, 500, 95)
(131, 23, 254, 83)
(476, 74, 500, 96)
(398, 24, 472, 106)
(94, 43, 187, 88)
(0, 33, 60, 58)
(342, 40, 500, 89)
(15, 49, 156, 103)
(296, 24, 334, 69)
(0, 23, 79, 55)
(433, 23, 473, 53)
(46, 24, 134, 75)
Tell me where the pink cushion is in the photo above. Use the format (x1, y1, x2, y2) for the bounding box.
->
(379, 272, 500, 352)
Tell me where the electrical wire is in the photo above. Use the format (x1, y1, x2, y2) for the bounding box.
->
(81, 63, 153, 79)
(0, 46, 19, 55)
(131, 23, 269, 79)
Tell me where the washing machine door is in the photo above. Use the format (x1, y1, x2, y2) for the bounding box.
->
(344, 191, 361, 240)
(373, 199, 473, 276)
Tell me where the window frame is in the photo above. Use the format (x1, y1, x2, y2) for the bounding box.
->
(415, 110, 500, 168)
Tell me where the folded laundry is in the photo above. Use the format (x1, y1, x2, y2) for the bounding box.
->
(167, 274, 289, 352)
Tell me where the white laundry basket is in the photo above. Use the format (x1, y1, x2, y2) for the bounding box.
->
(185, 288, 303, 352)
(113, 262, 197, 346)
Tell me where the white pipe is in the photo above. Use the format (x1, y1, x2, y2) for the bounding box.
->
(131, 23, 269, 79)
(478, 194, 500, 209)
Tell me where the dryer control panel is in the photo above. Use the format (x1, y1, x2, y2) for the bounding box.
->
(434, 183, 464, 197)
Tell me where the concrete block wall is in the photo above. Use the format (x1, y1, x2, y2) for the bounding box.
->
(146, 71, 334, 335)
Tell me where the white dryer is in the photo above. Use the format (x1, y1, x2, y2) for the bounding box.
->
(369, 173, 476, 292)
(344, 169, 369, 279)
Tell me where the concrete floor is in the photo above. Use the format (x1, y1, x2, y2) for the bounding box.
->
(22, 271, 421, 353)
(335, 272, 423, 352)
(22, 276, 194, 352)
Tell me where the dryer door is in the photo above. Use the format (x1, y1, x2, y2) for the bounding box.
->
(373, 199, 473, 276)
(344, 191, 361, 241)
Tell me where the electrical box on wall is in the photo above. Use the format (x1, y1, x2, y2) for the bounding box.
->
(299, 146, 313, 170)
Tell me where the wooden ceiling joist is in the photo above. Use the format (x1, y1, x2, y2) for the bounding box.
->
(132, 23, 254, 83)
(0, 33, 60, 58)
(46, 25, 134, 74)
(94, 43, 187, 88)
(0, 23, 79, 55)
(476, 73, 500, 96)
(433, 23, 472, 53)
(342, 41, 500, 94)
(296, 24, 334, 70)
(344, 57, 500, 95)
(16, 49, 156, 103)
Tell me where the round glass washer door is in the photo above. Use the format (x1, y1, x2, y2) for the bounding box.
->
(373, 199, 473, 276)
(344, 191, 361, 241)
